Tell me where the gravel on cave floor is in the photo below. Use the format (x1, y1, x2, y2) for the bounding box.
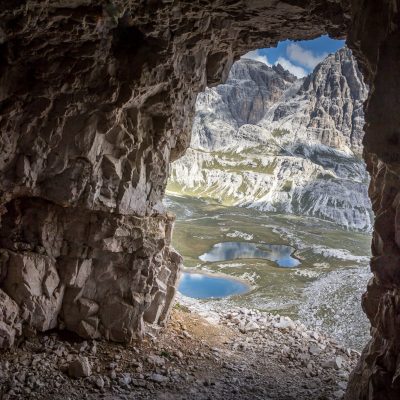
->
(0, 304, 360, 400)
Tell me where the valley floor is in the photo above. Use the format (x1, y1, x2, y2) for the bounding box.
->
(0, 303, 360, 400)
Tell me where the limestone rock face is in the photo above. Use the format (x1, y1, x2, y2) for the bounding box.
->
(192, 48, 366, 155)
(3, 251, 63, 332)
(0, 1, 399, 399)
(191, 59, 297, 150)
(261, 47, 367, 155)
(0, 197, 181, 341)
(170, 50, 372, 231)
(0, 288, 21, 348)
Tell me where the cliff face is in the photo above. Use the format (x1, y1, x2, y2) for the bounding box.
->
(192, 48, 366, 155)
(170, 48, 372, 231)
(0, 1, 399, 398)
(191, 61, 297, 150)
(261, 47, 367, 155)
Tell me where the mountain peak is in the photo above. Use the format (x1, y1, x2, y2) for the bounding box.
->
(170, 47, 371, 231)
(272, 63, 298, 82)
(238, 56, 298, 83)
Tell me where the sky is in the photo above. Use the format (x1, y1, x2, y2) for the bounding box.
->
(242, 35, 345, 78)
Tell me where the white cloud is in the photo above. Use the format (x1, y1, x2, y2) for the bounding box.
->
(275, 57, 307, 78)
(241, 50, 271, 66)
(286, 43, 328, 69)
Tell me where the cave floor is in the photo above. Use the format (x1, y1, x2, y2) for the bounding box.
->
(0, 306, 359, 400)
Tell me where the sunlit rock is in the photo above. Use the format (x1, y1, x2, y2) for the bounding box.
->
(170, 49, 372, 231)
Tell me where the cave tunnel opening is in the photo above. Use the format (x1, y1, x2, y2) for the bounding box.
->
(166, 35, 373, 353)
(0, 2, 400, 399)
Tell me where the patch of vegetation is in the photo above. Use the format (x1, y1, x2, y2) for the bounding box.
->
(282, 180, 293, 192)
(174, 302, 191, 313)
(213, 150, 245, 161)
(316, 172, 334, 181)
(160, 350, 172, 359)
(272, 128, 290, 138)
(262, 161, 278, 175)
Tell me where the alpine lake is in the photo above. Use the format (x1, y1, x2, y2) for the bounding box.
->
(166, 194, 372, 350)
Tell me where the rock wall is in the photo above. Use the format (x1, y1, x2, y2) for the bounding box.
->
(0, 197, 180, 344)
(0, 0, 190, 346)
(344, 1, 400, 398)
(0, 1, 399, 398)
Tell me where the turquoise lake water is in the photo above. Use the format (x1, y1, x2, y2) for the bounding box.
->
(178, 272, 249, 299)
(199, 241, 300, 268)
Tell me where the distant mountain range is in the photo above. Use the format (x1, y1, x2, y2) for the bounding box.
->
(168, 47, 372, 231)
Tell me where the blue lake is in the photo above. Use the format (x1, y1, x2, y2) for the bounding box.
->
(199, 241, 300, 268)
(178, 272, 249, 299)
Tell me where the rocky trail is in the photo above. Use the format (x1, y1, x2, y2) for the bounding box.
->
(0, 303, 360, 400)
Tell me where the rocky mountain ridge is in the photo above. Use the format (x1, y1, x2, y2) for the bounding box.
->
(169, 47, 372, 231)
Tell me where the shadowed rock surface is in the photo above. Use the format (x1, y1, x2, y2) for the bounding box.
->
(0, 1, 399, 399)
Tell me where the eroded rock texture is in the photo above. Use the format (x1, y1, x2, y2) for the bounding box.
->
(0, 1, 399, 398)
(0, 197, 180, 343)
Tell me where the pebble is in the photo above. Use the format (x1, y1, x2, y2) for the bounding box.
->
(94, 375, 105, 389)
(274, 316, 296, 330)
(309, 344, 321, 356)
(68, 357, 92, 378)
(334, 389, 345, 398)
(147, 354, 165, 367)
(148, 373, 169, 383)
(322, 356, 343, 370)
